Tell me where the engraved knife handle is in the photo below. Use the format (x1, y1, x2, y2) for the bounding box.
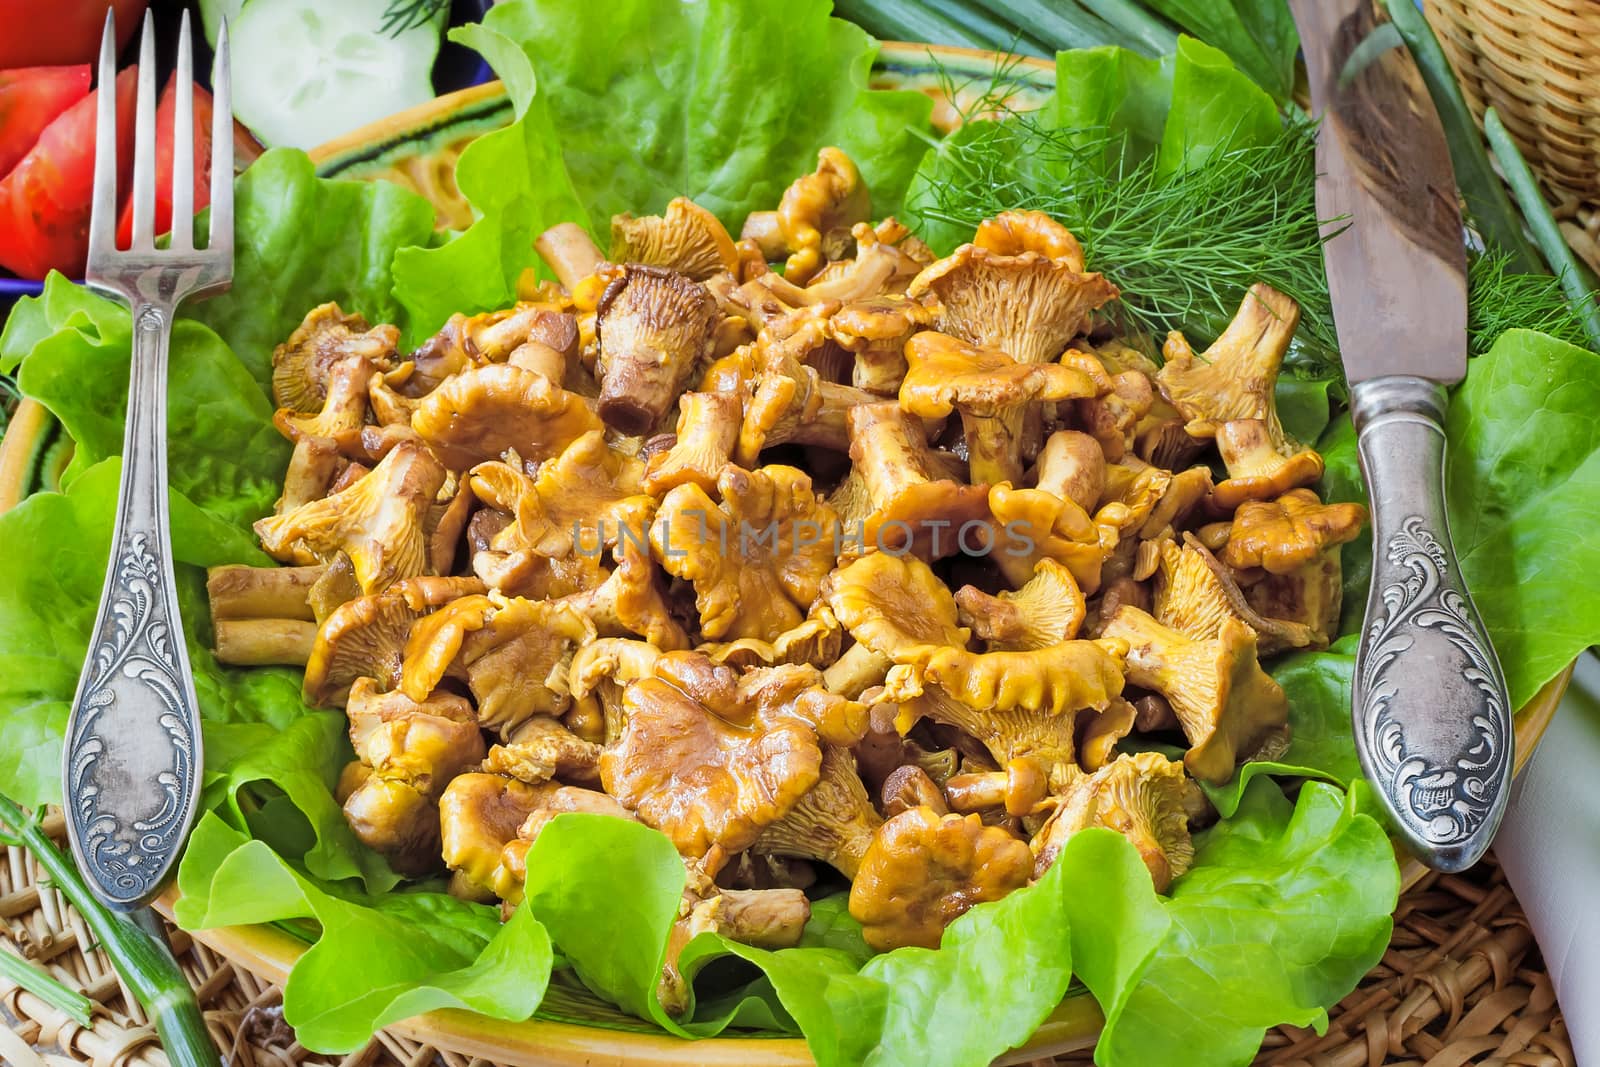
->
(63, 300, 203, 910)
(1350, 375, 1511, 873)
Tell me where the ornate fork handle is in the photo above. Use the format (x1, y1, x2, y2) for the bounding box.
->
(1351, 376, 1511, 873)
(64, 300, 203, 910)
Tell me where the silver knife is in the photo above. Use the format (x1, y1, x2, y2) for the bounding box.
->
(1292, 0, 1511, 872)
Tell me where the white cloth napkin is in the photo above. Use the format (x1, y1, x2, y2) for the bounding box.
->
(1493, 651, 1600, 1064)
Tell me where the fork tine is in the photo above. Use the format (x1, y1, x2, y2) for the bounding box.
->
(207, 17, 233, 259)
(86, 10, 119, 265)
(168, 11, 195, 251)
(127, 11, 158, 250)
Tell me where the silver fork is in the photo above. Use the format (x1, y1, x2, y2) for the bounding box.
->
(63, 9, 233, 911)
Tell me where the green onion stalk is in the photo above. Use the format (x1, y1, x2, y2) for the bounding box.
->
(1484, 108, 1600, 351)
(0, 794, 222, 1067)
(0, 945, 95, 1027)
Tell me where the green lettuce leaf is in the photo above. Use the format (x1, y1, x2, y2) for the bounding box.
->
(1307, 330, 1600, 708)
(0, 458, 392, 888)
(1276, 376, 1335, 445)
(1047, 36, 1278, 177)
(478, 0, 933, 228)
(520, 812, 1084, 1066)
(176, 815, 552, 1053)
(1315, 416, 1372, 634)
(1445, 329, 1600, 705)
(389, 22, 587, 346)
(392, 0, 934, 339)
(191, 148, 438, 386)
(1085, 780, 1398, 1067)
(1156, 36, 1280, 175)
(519, 814, 686, 1027)
(1137, 0, 1300, 103)
(204, 712, 400, 892)
(514, 804, 1392, 1067)
(0, 460, 276, 804)
(1049, 45, 1171, 165)
(3, 276, 286, 526)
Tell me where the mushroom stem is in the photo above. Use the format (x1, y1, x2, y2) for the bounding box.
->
(694, 888, 811, 948)
(880, 764, 949, 818)
(958, 406, 1028, 486)
(214, 619, 317, 666)
(1133, 693, 1179, 732)
(943, 773, 1005, 812)
(1035, 430, 1105, 514)
(849, 402, 937, 506)
(207, 564, 327, 620)
(535, 223, 605, 292)
(279, 437, 340, 512)
(822, 641, 890, 697)
(740, 211, 786, 260)
(757, 379, 877, 459)
(945, 758, 1047, 817)
(752, 243, 898, 305)
(753, 746, 881, 880)
(508, 340, 568, 383)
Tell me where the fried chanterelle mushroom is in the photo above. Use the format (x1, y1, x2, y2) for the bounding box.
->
(221, 147, 1365, 995)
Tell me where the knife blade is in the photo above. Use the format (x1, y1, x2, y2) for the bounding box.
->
(1293, 0, 1512, 872)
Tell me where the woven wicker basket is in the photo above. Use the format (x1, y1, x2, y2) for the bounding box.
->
(1425, 0, 1600, 232)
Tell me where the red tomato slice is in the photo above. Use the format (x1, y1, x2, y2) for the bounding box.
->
(0, 65, 92, 177)
(0, 67, 135, 280)
(0, 0, 148, 68)
(114, 75, 265, 249)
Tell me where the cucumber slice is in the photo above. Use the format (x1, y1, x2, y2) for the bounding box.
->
(231, 0, 446, 150)
(197, 0, 247, 48)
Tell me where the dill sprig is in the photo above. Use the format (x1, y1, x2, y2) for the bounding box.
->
(916, 110, 1344, 379)
(379, 0, 449, 38)
(1466, 251, 1592, 356)
(0, 374, 18, 436)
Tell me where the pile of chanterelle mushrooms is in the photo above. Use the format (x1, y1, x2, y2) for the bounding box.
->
(208, 146, 1367, 1010)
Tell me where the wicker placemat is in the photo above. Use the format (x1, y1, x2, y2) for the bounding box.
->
(0, 811, 1569, 1067)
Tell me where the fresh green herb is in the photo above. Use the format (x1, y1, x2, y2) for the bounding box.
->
(0, 793, 219, 1067)
(379, 0, 450, 37)
(0, 807, 95, 1028)
(1467, 249, 1593, 356)
(1380, 0, 1542, 273)
(913, 44, 1597, 384)
(915, 108, 1342, 377)
(0, 944, 95, 1026)
(1484, 108, 1600, 350)
(0, 373, 17, 435)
